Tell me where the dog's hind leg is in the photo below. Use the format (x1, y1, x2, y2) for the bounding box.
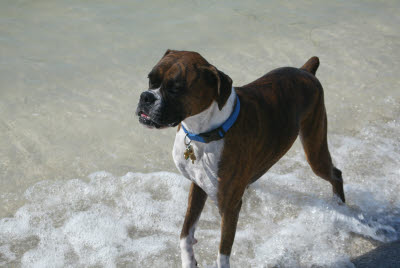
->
(180, 182, 207, 268)
(299, 91, 345, 203)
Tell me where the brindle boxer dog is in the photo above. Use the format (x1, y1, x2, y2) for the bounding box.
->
(136, 50, 345, 268)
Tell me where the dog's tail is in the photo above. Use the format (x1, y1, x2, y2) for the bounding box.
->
(300, 56, 319, 75)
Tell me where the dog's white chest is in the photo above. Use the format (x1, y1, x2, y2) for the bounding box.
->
(172, 129, 223, 202)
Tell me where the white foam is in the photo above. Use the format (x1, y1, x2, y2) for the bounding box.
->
(0, 172, 190, 267)
(0, 122, 399, 267)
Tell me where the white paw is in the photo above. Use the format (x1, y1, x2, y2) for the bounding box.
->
(217, 253, 230, 268)
(181, 237, 198, 268)
(181, 251, 197, 268)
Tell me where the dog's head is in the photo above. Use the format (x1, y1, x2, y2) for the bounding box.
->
(136, 50, 232, 129)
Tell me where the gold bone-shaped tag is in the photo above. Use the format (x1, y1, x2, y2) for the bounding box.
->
(189, 153, 196, 164)
(184, 145, 196, 163)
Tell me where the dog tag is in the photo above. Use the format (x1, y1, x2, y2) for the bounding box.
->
(184, 145, 196, 164)
(189, 153, 196, 164)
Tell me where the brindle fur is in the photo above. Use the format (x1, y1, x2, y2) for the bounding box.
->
(138, 50, 345, 264)
(216, 57, 345, 255)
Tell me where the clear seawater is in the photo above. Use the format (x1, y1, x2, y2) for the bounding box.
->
(0, 0, 399, 267)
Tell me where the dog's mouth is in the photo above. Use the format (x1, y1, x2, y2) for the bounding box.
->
(139, 112, 151, 121)
(138, 111, 161, 129)
(137, 111, 180, 129)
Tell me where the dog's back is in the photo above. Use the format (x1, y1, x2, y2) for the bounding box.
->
(220, 57, 345, 202)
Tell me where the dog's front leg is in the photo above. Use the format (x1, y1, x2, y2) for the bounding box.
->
(217, 199, 242, 268)
(180, 182, 207, 268)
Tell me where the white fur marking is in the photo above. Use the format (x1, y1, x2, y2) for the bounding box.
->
(181, 87, 236, 134)
(150, 87, 161, 101)
(180, 223, 198, 268)
(172, 88, 237, 203)
(174, 88, 237, 267)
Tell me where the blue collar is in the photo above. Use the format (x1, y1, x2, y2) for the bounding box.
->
(181, 94, 240, 143)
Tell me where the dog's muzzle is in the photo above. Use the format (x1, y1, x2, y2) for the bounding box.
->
(136, 91, 181, 129)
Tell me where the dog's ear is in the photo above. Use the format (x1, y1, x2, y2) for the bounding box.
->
(201, 65, 232, 110)
(163, 49, 176, 57)
(216, 69, 233, 110)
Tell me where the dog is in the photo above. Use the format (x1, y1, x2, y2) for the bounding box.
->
(136, 50, 345, 268)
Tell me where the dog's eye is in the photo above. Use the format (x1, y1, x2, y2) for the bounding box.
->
(147, 71, 163, 89)
(165, 80, 175, 89)
(165, 80, 183, 94)
(148, 78, 161, 89)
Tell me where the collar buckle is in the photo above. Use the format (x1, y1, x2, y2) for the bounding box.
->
(200, 126, 226, 143)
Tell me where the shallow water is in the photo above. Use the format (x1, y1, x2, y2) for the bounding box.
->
(0, 0, 399, 267)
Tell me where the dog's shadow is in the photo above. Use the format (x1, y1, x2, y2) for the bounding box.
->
(242, 178, 400, 267)
(350, 240, 400, 268)
(249, 176, 399, 239)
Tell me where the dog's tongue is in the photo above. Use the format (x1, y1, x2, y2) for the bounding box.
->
(140, 112, 150, 119)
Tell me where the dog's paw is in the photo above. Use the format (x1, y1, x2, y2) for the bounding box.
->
(182, 257, 198, 268)
(333, 193, 346, 205)
(181, 243, 198, 268)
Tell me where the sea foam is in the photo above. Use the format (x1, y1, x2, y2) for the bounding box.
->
(0, 123, 399, 267)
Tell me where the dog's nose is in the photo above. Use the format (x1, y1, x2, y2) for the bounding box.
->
(140, 91, 156, 105)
